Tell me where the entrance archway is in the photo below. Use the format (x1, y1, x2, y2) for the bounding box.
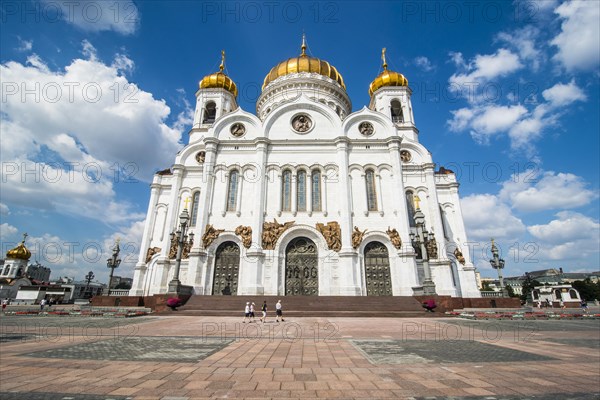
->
(285, 237, 318, 296)
(364, 241, 392, 296)
(212, 241, 240, 295)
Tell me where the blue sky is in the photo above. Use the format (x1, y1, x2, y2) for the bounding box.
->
(1, 0, 599, 284)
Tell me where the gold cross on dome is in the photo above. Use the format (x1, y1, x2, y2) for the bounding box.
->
(413, 195, 421, 210)
(22, 232, 28, 242)
(219, 50, 225, 72)
(382, 48, 388, 70)
(183, 197, 191, 210)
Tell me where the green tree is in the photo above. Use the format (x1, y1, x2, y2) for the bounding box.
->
(506, 285, 518, 298)
(115, 281, 132, 290)
(520, 276, 541, 302)
(572, 279, 600, 301)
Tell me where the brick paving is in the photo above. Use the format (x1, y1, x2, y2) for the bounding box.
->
(1, 315, 599, 399)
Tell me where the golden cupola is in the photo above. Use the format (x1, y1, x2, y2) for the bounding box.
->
(199, 51, 238, 97)
(369, 48, 408, 96)
(262, 35, 346, 90)
(6, 233, 31, 260)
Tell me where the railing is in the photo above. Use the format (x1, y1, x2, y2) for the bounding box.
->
(480, 291, 503, 298)
(108, 289, 130, 296)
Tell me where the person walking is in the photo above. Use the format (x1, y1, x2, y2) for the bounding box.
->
(1, 298, 8, 313)
(40, 298, 47, 311)
(250, 302, 256, 323)
(580, 299, 588, 313)
(275, 300, 284, 322)
(260, 300, 268, 323)
(559, 299, 565, 309)
(243, 302, 250, 323)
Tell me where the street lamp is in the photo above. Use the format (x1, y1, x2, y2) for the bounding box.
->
(167, 201, 195, 295)
(84, 271, 95, 298)
(409, 196, 437, 295)
(105, 239, 121, 295)
(489, 239, 508, 297)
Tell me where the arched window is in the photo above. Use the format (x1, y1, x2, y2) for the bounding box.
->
(406, 191, 416, 227)
(554, 289, 561, 299)
(391, 100, 403, 123)
(202, 101, 216, 124)
(569, 289, 578, 299)
(532, 290, 539, 300)
(365, 169, 378, 211)
(226, 170, 239, 212)
(297, 170, 307, 211)
(190, 192, 200, 227)
(2, 266, 9, 275)
(311, 170, 322, 211)
(282, 170, 292, 211)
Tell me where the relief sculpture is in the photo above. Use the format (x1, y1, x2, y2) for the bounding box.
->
(454, 247, 466, 265)
(145, 247, 161, 263)
(235, 225, 252, 249)
(202, 224, 224, 248)
(386, 227, 402, 249)
(352, 226, 367, 249)
(262, 219, 295, 250)
(316, 221, 342, 252)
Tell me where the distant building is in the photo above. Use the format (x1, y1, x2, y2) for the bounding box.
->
(531, 285, 581, 307)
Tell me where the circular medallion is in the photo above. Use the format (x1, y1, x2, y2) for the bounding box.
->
(400, 150, 412, 163)
(291, 114, 313, 134)
(230, 123, 246, 137)
(359, 121, 374, 136)
(195, 151, 206, 164)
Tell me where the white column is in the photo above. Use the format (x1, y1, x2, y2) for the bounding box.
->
(276, 173, 282, 217)
(198, 139, 219, 246)
(221, 171, 229, 216)
(307, 170, 313, 216)
(335, 137, 352, 250)
(236, 170, 243, 216)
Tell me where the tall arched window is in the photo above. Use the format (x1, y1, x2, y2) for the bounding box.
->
(202, 101, 216, 124)
(406, 191, 416, 227)
(190, 192, 200, 226)
(282, 170, 292, 211)
(226, 170, 238, 212)
(311, 170, 322, 211)
(391, 100, 403, 123)
(297, 170, 307, 211)
(365, 169, 378, 211)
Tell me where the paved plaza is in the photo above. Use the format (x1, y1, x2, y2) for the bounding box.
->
(1, 314, 599, 399)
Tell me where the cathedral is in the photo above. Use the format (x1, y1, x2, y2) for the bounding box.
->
(129, 40, 480, 298)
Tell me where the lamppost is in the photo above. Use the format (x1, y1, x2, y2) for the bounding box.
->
(489, 239, 508, 297)
(105, 239, 121, 295)
(409, 196, 437, 295)
(167, 200, 194, 295)
(84, 271, 95, 298)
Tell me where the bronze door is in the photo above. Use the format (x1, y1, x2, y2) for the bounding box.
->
(364, 241, 392, 296)
(285, 238, 318, 296)
(212, 242, 240, 295)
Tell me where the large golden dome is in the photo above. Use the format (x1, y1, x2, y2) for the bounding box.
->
(199, 51, 238, 97)
(369, 48, 408, 96)
(262, 37, 346, 90)
(6, 234, 31, 260)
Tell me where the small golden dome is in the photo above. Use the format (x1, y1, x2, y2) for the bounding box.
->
(262, 35, 346, 90)
(199, 50, 238, 97)
(369, 48, 408, 97)
(6, 234, 31, 261)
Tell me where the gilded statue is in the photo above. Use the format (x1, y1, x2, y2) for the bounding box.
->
(195, 151, 206, 164)
(182, 238, 193, 259)
(202, 224, 224, 248)
(235, 225, 252, 249)
(386, 227, 402, 249)
(316, 221, 342, 252)
(145, 247, 161, 263)
(454, 247, 466, 265)
(425, 236, 438, 259)
(262, 219, 295, 250)
(352, 226, 367, 249)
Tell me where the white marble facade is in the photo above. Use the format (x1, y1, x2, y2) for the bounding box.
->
(130, 48, 480, 298)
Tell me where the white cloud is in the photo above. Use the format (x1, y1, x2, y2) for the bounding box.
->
(542, 80, 587, 107)
(0, 223, 18, 240)
(551, 0, 600, 72)
(0, 42, 185, 224)
(0, 203, 9, 216)
(449, 49, 523, 93)
(414, 56, 435, 72)
(16, 36, 33, 52)
(41, 0, 140, 35)
(462, 194, 526, 241)
(528, 212, 600, 261)
(500, 170, 598, 212)
(447, 104, 527, 144)
(496, 26, 543, 71)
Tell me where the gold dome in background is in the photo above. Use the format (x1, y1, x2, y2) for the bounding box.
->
(262, 35, 346, 90)
(6, 233, 31, 260)
(199, 50, 238, 97)
(369, 48, 408, 96)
